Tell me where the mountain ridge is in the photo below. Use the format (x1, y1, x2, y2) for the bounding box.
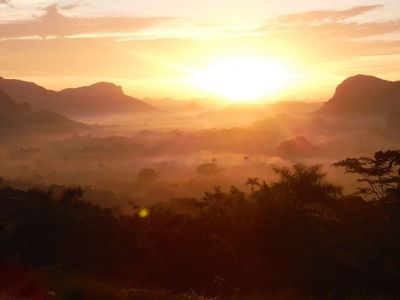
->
(0, 88, 86, 135)
(0, 77, 159, 118)
(320, 74, 400, 115)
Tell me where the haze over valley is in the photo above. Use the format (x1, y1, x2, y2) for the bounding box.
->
(1, 0, 400, 299)
(0, 74, 399, 208)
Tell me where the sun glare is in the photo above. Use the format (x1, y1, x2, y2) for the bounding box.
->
(191, 57, 292, 102)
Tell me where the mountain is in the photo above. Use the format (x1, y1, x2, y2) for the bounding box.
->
(0, 89, 22, 114)
(0, 89, 34, 124)
(320, 75, 400, 115)
(0, 77, 159, 118)
(56, 82, 159, 116)
(0, 77, 55, 109)
(0, 89, 86, 135)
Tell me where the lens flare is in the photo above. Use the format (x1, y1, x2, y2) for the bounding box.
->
(138, 208, 150, 218)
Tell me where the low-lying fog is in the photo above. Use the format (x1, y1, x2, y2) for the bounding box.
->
(1, 99, 398, 212)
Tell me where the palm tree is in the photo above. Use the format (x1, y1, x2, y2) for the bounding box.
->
(246, 177, 260, 192)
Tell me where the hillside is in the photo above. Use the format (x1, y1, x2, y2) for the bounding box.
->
(320, 75, 400, 115)
(0, 89, 86, 135)
(0, 77, 159, 118)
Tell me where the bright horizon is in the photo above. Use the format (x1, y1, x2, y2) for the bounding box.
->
(1, 0, 400, 102)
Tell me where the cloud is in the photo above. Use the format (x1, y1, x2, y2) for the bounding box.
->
(58, 3, 82, 10)
(278, 5, 384, 24)
(249, 4, 400, 64)
(0, 2, 399, 84)
(261, 4, 400, 41)
(4, 3, 395, 44)
(269, 19, 400, 40)
(0, 3, 175, 39)
(0, 0, 12, 6)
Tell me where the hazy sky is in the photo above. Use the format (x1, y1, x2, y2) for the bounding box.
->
(1, 0, 399, 101)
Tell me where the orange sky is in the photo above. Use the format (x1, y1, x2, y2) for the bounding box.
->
(0, 1, 399, 102)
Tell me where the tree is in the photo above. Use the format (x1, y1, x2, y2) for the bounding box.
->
(246, 177, 259, 192)
(271, 163, 342, 207)
(196, 163, 220, 178)
(60, 186, 84, 201)
(334, 150, 400, 200)
(137, 168, 159, 184)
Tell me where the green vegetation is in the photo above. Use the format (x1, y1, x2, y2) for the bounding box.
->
(1, 150, 400, 299)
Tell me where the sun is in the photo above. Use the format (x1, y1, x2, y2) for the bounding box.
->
(191, 57, 292, 102)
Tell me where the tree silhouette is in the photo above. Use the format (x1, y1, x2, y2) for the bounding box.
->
(2, 155, 400, 298)
(272, 163, 342, 207)
(334, 150, 400, 200)
(246, 177, 259, 192)
(196, 162, 220, 177)
(137, 168, 159, 184)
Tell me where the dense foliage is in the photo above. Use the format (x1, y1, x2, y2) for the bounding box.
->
(1, 151, 400, 299)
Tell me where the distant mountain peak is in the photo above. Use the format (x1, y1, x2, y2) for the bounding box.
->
(320, 74, 400, 115)
(336, 74, 391, 95)
(343, 74, 383, 81)
(90, 81, 121, 88)
(0, 88, 86, 135)
(340, 74, 387, 87)
(62, 82, 123, 94)
(0, 77, 159, 118)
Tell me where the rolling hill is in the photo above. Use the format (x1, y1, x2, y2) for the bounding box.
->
(0, 77, 159, 118)
(320, 75, 400, 115)
(0, 89, 86, 135)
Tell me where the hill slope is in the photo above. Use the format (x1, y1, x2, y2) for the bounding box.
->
(0, 89, 86, 135)
(320, 75, 400, 115)
(0, 77, 159, 118)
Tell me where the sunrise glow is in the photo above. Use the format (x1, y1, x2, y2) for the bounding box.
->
(190, 58, 292, 102)
(1, 0, 400, 297)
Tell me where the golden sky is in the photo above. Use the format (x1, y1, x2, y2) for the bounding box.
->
(0, 0, 399, 101)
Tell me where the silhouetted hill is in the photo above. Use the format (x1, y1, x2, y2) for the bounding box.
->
(0, 89, 86, 135)
(0, 89, 33, 124)
(320, 75, 400, 115)
(0, 77, 159, 118)
(0, 77, 54, 109)
(57, 82, 159, 116)
(0, 88, 20, 114)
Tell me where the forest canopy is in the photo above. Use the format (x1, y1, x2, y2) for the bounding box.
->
(1, 150, 400, 299)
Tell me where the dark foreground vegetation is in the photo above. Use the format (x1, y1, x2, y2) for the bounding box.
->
(1, 150, 400, 299)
